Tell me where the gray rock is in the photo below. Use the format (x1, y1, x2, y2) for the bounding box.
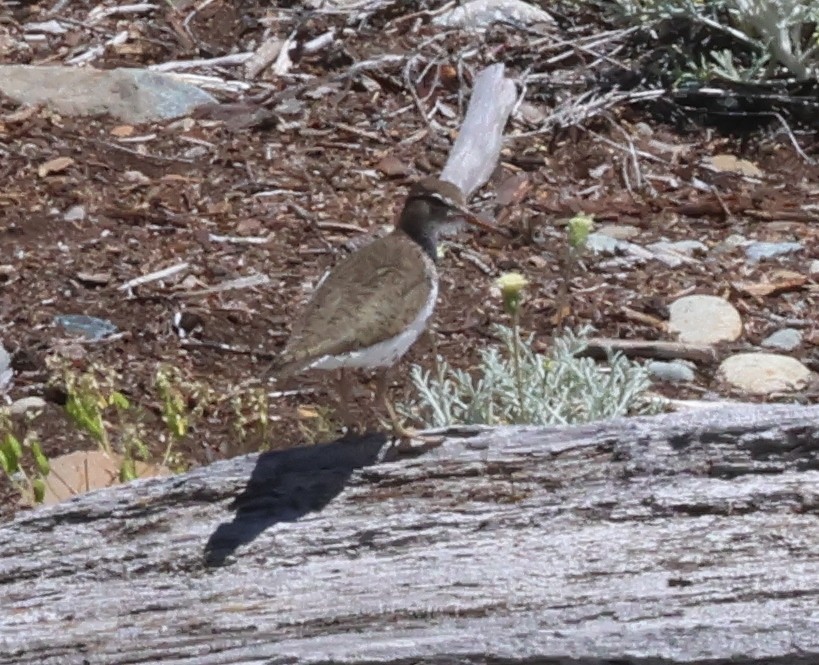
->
(668, 295, 743, 345)
(0, 343, 11, 394)
(63, 205, 86, 222)
(745, 241, 803, 262)
(0, 65, 216, 124)
(711, 234, 748, 254)
(644, 240, 705, 267)
(761, 328, 802, 351)
(586, 233, 621, 255)
(718, 353, 812, 395)
(647, 240, 708, 256)
(596, 224, 640, 241)
(647, 361, 695, 383)
(25, 20, 68, 35)
(810, 259, 819, 277)
(9, 396, 46, 416)
(54, 315, 118, 340)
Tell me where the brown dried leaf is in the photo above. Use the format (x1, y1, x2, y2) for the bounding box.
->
(76, 271, 112, 286)
(111, 125, 135, 137)
(707, 154, 763, 177)
(376, 155, 411, 177)
(495, 173, 531, 206)
(37, 450, 170, 506)
(236, 218, 263, 236)
(38, 156, 74, 177)
(297, 405, 320, 420)
(733, 273, 807, 297)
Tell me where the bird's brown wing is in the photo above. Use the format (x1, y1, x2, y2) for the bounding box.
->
(275, 233, 435, 376)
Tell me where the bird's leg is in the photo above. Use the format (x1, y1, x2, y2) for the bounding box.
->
(374, 368, 444, 451)
(334, 369, 359, 434)
(422, 324, 442, 381)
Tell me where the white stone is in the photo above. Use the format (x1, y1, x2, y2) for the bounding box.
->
(718, 353, 812, 395)
(597, 224, 640, 241)
(9, 396, 46, 416)
(668, 295, 742, 344)
(434, 0, 554, 29)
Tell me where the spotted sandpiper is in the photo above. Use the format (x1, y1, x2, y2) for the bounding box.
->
(272, 176, 494, 438)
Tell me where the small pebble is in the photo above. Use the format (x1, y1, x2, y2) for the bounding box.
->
(63, 205, 86, 222)
(54, 314, 118, 340)
(597, 224, 640, 241)
(586, 233, 620, 255)
(760, 328, 802, 351)
(648, 240, 708, 256)
(9, 396, 46, 416)
(0, 343, 11, 393)
(745, 241, 802, 262)
(711, 234, 748, 254)
(647, 361, 695, 383)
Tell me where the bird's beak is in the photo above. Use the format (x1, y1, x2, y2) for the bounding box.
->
(450, 204, 503, 234)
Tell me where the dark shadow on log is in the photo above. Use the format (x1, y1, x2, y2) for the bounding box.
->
(205, 432, 388, 566)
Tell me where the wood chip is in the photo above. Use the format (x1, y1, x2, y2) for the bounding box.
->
(111, 125, 135, 137)
(76, 271, 112, 286)
(376, 155, 411, 177)
(733, 273, 807, 297)
(706, 154, 763, 177)
(38, 156, 74, 177)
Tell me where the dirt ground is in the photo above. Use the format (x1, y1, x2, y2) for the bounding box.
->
(1, 0, 818, 520)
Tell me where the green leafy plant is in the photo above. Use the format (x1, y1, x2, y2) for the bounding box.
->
(154, 366, 191, 467)
(400, 267, 663, 428)
(230, 386, 273, 451)
(60, 363, 207, 480)
(401, 325, 661, 428)
(0, 409, 50, 504)
(611, 0, 819, 82)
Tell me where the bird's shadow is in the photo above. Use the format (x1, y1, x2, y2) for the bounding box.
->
(203, 431, 389, 567)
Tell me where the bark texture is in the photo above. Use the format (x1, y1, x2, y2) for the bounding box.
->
(1, 404, 818, 665)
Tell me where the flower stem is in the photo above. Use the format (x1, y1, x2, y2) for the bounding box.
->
(511, 309, 524, 421)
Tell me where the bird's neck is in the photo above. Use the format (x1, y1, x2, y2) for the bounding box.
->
(397, 198, 439, 262)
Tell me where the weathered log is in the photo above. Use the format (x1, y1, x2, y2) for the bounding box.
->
(1, 404, 818, 664)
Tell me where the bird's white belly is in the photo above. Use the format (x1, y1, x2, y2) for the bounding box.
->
(309, 279, 438, 371)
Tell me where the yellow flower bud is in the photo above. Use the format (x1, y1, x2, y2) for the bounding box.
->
(496, 272, 529, 315)
(567, 213, 594, 249)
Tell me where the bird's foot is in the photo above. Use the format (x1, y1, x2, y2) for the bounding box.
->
(378, 410, 445, 461)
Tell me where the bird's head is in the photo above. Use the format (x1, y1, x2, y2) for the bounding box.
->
(398, 177, 495, 260)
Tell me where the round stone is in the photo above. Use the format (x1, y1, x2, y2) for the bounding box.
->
(761, 328, 802, 351)
(718, 353, 812, 395)
(668, 295, 742, 344)
(647, 361, 695, 383)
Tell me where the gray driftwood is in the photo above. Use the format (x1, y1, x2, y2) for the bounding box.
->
(1, 404, 818, 664)
(439, 62, 516, 197)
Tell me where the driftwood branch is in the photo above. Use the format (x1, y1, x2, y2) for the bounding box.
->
(1, 404, 818, 664)
(440, 63, 517, 198)
(583, 337, 719, 363)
